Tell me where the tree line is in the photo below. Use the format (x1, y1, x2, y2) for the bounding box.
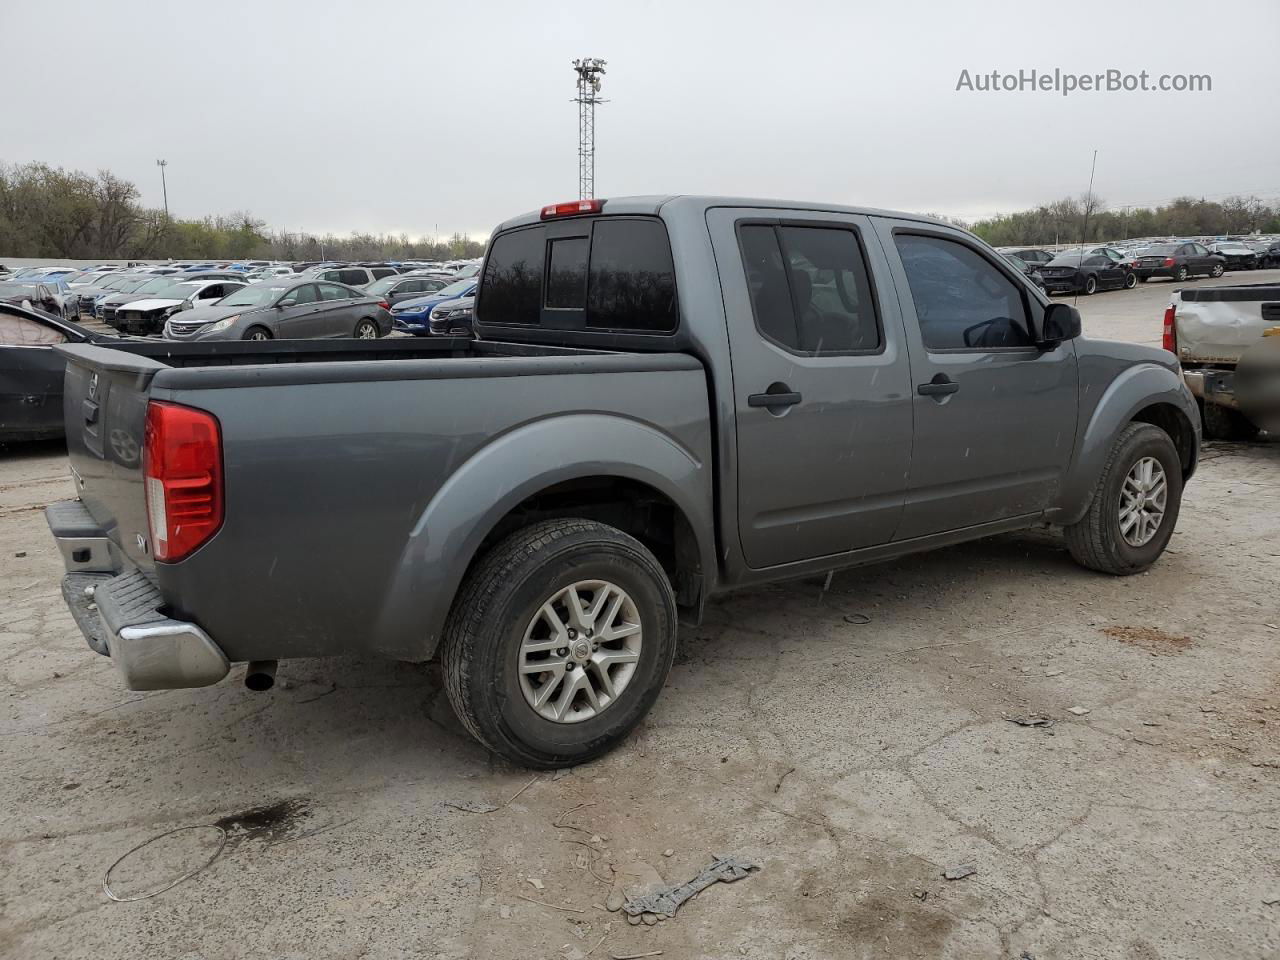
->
(0, 161, 487, 262)
(4, 160, 1278, 261)
(966, 193, 1280, 248)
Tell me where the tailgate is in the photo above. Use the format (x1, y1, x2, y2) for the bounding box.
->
(55, 343, 170, 571)
(1176, 287, 1280, 363)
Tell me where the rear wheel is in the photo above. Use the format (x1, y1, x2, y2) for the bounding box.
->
(1064, 422, 1183, 575)
(1124, 272, 1138, 289)
(354, 318, 380, 339)
(1201, 401, 1259, 441)
(243, 326, 272, 341)
(1210, 263, 1225, 278)
(441, 518, 678, 768)
(1175, 266, 1189, 282)
(1083, 275, 1098, 295)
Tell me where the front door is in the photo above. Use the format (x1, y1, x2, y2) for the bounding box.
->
(707, 207, 914, 569)
(875, 221, 1080, 541)
(277, 282, 324, 337)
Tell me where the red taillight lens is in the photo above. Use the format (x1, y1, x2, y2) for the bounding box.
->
(1162, 304, 1177, 355)
(540, 199, 604, 219)
(144, 401, 223, 562)
(1163, 258, 1175, 267)
(377, 299, 390, 310)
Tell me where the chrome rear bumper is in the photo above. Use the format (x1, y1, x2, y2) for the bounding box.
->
(47, 501, 230, 691)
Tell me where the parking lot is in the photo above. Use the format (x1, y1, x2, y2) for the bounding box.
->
(2, 274, 1278, 960)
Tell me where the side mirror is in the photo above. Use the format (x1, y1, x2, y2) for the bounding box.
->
(1040, 302, 1082, 346)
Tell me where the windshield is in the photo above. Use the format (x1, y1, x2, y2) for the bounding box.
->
(0, 282, 38, 296)
(115, 278, 149, 292)
(437, 279, 474, 298)
(135, 277, 181, 294)
(219, 284, 286, 307)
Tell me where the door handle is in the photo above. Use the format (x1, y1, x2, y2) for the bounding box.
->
(748, 388, 802, 409)
(917, 375, 960, 397)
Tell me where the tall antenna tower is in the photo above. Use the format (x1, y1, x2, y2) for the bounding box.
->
(572, 58, 607, 199)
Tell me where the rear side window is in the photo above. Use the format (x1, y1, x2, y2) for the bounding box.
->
(894, 234, 1033, 351)
(371, 268, 396, 280)
(339, 269, 367, 286)
(318, 283, 352, 301)
(479, 217, 677, 334)
(737, 223, 880, 354)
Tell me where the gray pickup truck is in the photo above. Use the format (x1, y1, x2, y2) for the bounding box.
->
(46, 196, 1200, 768)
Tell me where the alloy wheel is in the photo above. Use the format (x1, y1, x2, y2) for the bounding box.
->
(1118, 456, 1167, 547)
(518, 580, 643, 723)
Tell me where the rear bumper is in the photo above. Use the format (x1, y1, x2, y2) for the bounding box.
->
(1182, 367, 1239, 410)
(47, 500, 230, 690)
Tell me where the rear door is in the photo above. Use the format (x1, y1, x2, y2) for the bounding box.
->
(707, 207, 914, 568)
(317, 283, 360, 336)
(875, 221, 1079, 540)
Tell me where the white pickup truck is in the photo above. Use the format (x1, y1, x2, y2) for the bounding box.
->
(1166, 284, 1280, 439)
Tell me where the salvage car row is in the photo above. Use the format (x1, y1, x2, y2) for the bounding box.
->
(998, 235, 1280, 296)
(0, 258, 482, 340)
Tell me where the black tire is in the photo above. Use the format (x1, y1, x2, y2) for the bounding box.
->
(1201, 401, 1259, 441)
(1064, 422, 1183, 575)
(1082, 275, 1098, 295)
(441, 518, 678, 768)
(1175, 266, 1189, 282)
(1124, 272, 1137, 289)
(354, 318, 380, 339)
(1210, 263, 1225, 278)
(243, 326, 272, 341)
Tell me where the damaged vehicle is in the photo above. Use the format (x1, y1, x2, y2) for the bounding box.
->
(1, 302, 112, 442)
(1165, 284, 1280, 439)
(45, 196, 1199, 768)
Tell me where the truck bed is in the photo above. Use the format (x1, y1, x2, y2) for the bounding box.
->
(53, 336, 712, 666)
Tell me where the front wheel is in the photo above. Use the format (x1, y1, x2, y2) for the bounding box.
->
(1064, 422, 1183, 575)
(354, 318, 380, 339)
(441, 519, 678, 768)
(243, 327, 272, 341)
(1210, 263, 1225, 278)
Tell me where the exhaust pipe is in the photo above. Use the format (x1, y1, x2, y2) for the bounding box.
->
(244, 660, 278, 692)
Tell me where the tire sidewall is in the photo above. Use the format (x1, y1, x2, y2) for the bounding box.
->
(469, 534, 676, 762)
(1084, 275, 1097, 295)
(1101, 429, 1183, 570)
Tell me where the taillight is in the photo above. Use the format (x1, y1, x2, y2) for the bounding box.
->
(540, 199, 604, 219)
(144, 401, 223, 562)
(1163, 258, 1175, 267)
(377, 299, 390, 310)
(1162, 304, 1177, 355)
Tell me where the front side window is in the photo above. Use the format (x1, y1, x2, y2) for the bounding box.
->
(738, 223, 880, 354)
(284, 284, 320, 306)
(894, 234, 1033, 351)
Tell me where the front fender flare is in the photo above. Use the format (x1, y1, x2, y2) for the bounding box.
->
(1050, 362, 1199, 526)
(372, 413, 714, 660)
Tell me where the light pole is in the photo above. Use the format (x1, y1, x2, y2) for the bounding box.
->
(156, 159, 169, 220)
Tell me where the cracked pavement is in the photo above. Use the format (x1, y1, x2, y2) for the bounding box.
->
(2, 286, 1279, 958)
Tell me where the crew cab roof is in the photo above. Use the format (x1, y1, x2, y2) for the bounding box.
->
(490, 195, 960, 234)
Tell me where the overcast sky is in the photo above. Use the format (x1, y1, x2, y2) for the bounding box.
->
(9, 0, 1278, 239)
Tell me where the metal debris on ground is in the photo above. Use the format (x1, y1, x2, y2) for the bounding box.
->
(103, 824, 228, 902)
(442, 800, 500, 814)
(609, 952, 663, 959)
(942, 863, 977, 881)
(774, 767, 796, 792)
(843, 613, 872, 625)
(514, 893, 584, 914)
(620, 855, 759, 919)
(1003, 713, 1054, 728)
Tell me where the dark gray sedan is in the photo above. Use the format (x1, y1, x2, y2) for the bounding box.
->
(163, 278, 393, 341)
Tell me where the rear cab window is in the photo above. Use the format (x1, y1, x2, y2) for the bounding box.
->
(478, 216, 678, 335)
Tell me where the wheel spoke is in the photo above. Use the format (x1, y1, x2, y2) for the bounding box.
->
(1119, 508, 1140, 535)
(565, 585, 589, 629)
(533, 664, 567, 708)
(585, 583, 614, 626)
(601, 620, 641, 642)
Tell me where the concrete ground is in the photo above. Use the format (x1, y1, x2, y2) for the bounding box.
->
(3, 276, 1279, 960)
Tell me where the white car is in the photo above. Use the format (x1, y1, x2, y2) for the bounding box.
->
(111, 279, 247, 336)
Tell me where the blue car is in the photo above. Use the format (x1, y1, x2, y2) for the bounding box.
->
(391, 278, 477, 335)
